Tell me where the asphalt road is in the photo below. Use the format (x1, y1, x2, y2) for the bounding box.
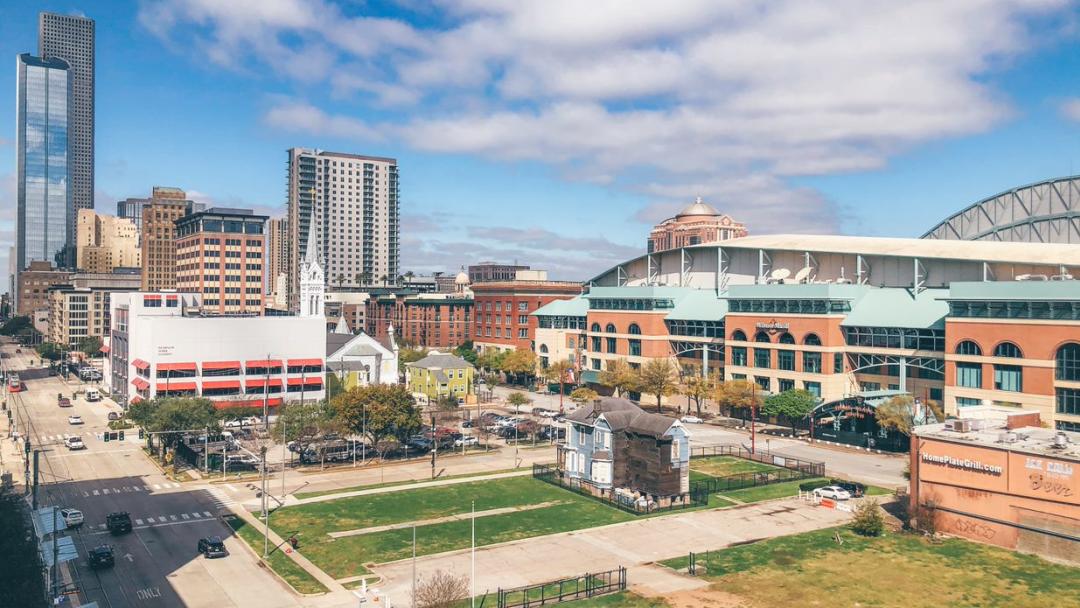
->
(2, 344, 306, 608)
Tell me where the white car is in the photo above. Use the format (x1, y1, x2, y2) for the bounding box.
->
(813, 485, 852, 501)
(680, 415, 703, 424)
(68, 415, 84, 425)
(60, 508, 84, 528)
(454, 436, 479, 447)
(224, 416, 259, 429)
(64, 436, 86, 450)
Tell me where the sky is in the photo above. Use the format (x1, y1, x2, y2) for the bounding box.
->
(1, 0, 1078, 282)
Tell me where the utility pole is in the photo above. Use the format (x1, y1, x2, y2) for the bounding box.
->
(32, 449, 39, 509)
(261, 444, 269, 558)
(430, 412, 436, 480)
(750, 382, 757, 455)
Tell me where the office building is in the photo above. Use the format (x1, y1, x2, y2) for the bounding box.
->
(366, 286, 473, 350)
(140, 187, 197, 291)
(116, 197, 145, 236)
(16, 53, 71, 280)
(266, 217, 287, 304)
(286, 148, 399, 312)
(16, 261, 71, 317)
(76, 209, 140, 272)
(47, 271, 140, 347)
(471, 271, 582, 354)
(648, 197, 747, 254)
(175, 208, 267, 315)
(39, 12, 94, 222)
(469, 262, 529, 283)
(104, 292, 325, 408)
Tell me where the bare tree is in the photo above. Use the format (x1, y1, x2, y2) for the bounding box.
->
(413, 570, 470, 608)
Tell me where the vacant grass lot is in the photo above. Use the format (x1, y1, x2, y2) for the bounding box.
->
(293, 467, 526, 499)
(688, 455, 780, 482)
(225, 516, 329, 595)
(272, 476, 635, 580)
(717, 477, 827, 504)
(662, 527, 1080, 608)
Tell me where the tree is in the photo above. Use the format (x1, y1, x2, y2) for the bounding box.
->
(139, 397, 220, 461)
(545, 359, 573, 412)
(850, 499, 886, 537)
(399, 347, 428, 374)
(518, 419, 540, 445)
(762, 389, 818, 435)
(354, 272, 363, 287)
(36, 342, 63, 361)
(477, 350, 506, 374)
(569, 387, 598, 405)
(335, 273, 345, 289)
(452, 341, 479, 366)
(714, 380, 763, 418)
(876, 395, 915, 436)
(638, 359, 680, 413)
(329, 385, 421, 454)
(598, 359, 639, 398)
(412, 570, 469, 608)
(501, 349, 537, 385)
(0, 316, 32, 336)
(271, 401, 335, 459)
(76, 336, 103, 357)
(681, 372, 716, 416)
(506, 391, 532, 414)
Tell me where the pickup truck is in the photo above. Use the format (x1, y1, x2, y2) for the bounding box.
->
(106, 511, 132, 535)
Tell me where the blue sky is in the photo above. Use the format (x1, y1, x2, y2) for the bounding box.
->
(1, 0, 1078, 281)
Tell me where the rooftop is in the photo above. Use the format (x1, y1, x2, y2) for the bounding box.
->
(915, 420, 1080, 462)
(566, 397, 679, 439)
(532, 296, 589, 317)
(410, 352, 473, 370)
(946, 280, 1080, 301)
(841, 288, 950, 330)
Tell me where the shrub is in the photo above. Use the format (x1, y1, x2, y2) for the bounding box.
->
(850, 499, 885, 537)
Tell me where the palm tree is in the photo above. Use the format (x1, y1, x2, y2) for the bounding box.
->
(379, 274, 389, 286)
(404, 270, 415, 280)
(335, 273, 345, 289)
(353, 273, 362, 287)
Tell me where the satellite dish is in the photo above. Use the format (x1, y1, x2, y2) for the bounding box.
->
(769, 268, 791, 283)
(793, 266, 813, 283)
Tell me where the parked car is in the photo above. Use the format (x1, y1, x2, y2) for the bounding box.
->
(88, 545, 115, 569)
(829, 480, 866, 498)
(680, 415, 704, 424)
(454, 436, 479, 447)
(534, 408, 556, 418)
(61, 508, 84, 528)
(461, 419, 474, 429)
(85, 389, 102, 402)
(64, 436, 86, 450)
(224, 416, 260, 429)
(813, 485, 852, 501)
(107, 411, 121, 421)
(106, 512, 133, 535)
(197, 536, 228, 558)
(68, 415, 84, 425)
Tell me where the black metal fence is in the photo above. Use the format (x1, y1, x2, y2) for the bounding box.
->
(532, 464, 707, 515)
(688, 445, 825, 496)
(496, 567, 626, 608)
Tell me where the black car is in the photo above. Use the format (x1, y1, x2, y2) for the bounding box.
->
(88, 545, 114, 569)
(461, 419, 473, 429)
(830, 479, 866, 498)
(197, 536, 228, 558)
(106, 511, 133, 535)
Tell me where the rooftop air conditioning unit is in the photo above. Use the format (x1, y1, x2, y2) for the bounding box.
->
(998, 432, 1018, 443)
(945, 419, 972, 433)
(1053, 432, 1070, 449)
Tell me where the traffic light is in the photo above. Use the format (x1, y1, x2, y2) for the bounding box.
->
(138, 428, 144, 440)
(118, 430, 125, 441)
(104, 432, 110, 443)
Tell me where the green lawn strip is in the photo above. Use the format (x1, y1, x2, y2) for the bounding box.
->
(660, 527, 1080, 608)
(689, 455, 781, 478)
(224, 516, 329, 595)
(294, 467, 526, 499)
(864, 484, 895, 496)
(301, 499, 634, 580)
(715, 477, 826, 504)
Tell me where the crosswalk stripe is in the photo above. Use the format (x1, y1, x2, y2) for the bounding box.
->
(133, 486, 142, 492)
(191, 512, 201, 519)
(135, 519, 144, 525)
(202, 511, 212, 518)
(153, 484, 161, 490)
(91, 490, 98, 496)
(112, 488, 120, 494)
(143, 485, 152, 491)
(102, 489, 109, 495)
(169, 515, 178, 521)
(181, 513, 190, 520)
(158, 515, 166, 522)
(98, 524, 106, 530)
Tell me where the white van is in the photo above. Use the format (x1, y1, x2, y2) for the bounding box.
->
(85, 389, 102, 402)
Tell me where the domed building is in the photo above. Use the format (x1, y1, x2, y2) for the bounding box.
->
(648, 197, 747, 253)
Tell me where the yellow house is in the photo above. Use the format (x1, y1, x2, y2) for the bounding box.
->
(407, 352, 475, 402)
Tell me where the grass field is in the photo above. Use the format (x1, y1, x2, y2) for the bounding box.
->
(689, 455, 780, 481)
(225, 516, 329, 595)
(293, 467, 526, 499)
(716, 477, 827, 504)
(661, 527, 1080, 608)
(272, 476, 635, 580)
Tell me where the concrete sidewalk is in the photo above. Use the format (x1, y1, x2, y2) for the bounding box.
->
(232, 507, 348, 595)
(284, 469, 532, 507)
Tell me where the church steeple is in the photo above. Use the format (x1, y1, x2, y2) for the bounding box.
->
(299, 240, 324, 318)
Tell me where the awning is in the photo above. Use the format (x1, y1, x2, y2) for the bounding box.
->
(202, 361, 241, 370)
(287, 377, 325, 387)
(213, 397, 282, 409)
(158, 362, 197, 372)
(131, 359, 150, 370)
(157, 382, 197, 392)
(99, 345, 110, 354)
(129, 396, 144, 404)
(245, 378, 283, 388)
(287, 358, 323, 367)
(202, 380, 241, 390)
(131, 377, 150, 390)
(245, 359, 282, 368)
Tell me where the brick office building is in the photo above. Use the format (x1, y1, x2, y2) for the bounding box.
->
(472, 278, 582, 354)
(366, 292, 473, 349)
(175, 208, 267, 315)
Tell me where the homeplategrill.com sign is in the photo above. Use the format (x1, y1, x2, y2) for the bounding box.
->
(922, 453, 1004, 475)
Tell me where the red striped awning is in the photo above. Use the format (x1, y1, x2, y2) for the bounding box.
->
(202, 380, 241, 390)
(99, 345, 110, 354)
(157, 362, 197, 372)
(157, 382, 197, 391)
(131, 359, 150, 370)
(245, 359, 282, 368)
(202, 361, 240, 370)
(287, 358, 323, 367)
(131, 377, 150, 390)
(287, 377, 324, 387)
(213, 397, 282, 409)
(245, 378, 283, 388)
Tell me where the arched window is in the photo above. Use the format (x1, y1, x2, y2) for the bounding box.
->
(994, 342, 1023, 358)
(539, 344, 549, 354)
(605, 323, 616, 333)
(590, 323, 601, 332)
(803, 333, 822, 346)
(778, 332, 795, 344)
(731, 330, 747, 341)
(955, 341, 981, 356)
(1056, 343, 1080, 381)
(628, 323, 641, 335)
(754, 331, 771, 343)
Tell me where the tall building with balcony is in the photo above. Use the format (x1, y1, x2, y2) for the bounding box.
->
(16, 53, 71, 283)
(139, 187, 199, 291)
(176, 208, 267, 315)
(648, 197, 747, 253)
(39, 12, 94, 235)
(76, 209, 140, 272)
(286, 148, 399, 312)
(266, 217, 288, 308)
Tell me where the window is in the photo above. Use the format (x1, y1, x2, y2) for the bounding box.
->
(606, 337, 617, 353)
(779, 379, 794, 392)
(803, 333, 821, 346)
(861, 382, 881, 391)
(754, 348, 771, 368)
(670, 438, 680, 463)
(628, 323, 641, 335)
(833, 353, 843, 373)
(994, 342, 1022, 358)
(1057, 420, 1080, 432)
(1056, 388, 1080, 415)
(754, 331, 771, 343)
(629, 339, 641, 357)
(1056, 343, 1080, 381)
(956, 397, 981, 407)
(778, 332, 795, 344)
(778, 350, 795, 371)
(803, 352, 822, 373)
(605, 323, 616, 333)
(591, 358, 601, 370)
(591, 322, 601, 332)
(518, 329, 528, 338)
(755, 376, 770, 392)
(731, 330, 747, 341)
(803, 381, 821, 397)
(518, 301, 527, 311)
(994, 364, 1023, 392)
(591, 336, 601, 351)
(956, 362, 982, 388)
(592, 460, 612, 484)
(955, 340, 982, 356)
(731, 346, 747, 366)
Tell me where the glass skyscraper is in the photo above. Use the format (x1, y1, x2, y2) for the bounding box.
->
(17, 53, 72, 271)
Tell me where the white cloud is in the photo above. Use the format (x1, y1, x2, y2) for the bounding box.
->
(142, 0, 1071, 236)
(1062, 98, 1080, 123)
